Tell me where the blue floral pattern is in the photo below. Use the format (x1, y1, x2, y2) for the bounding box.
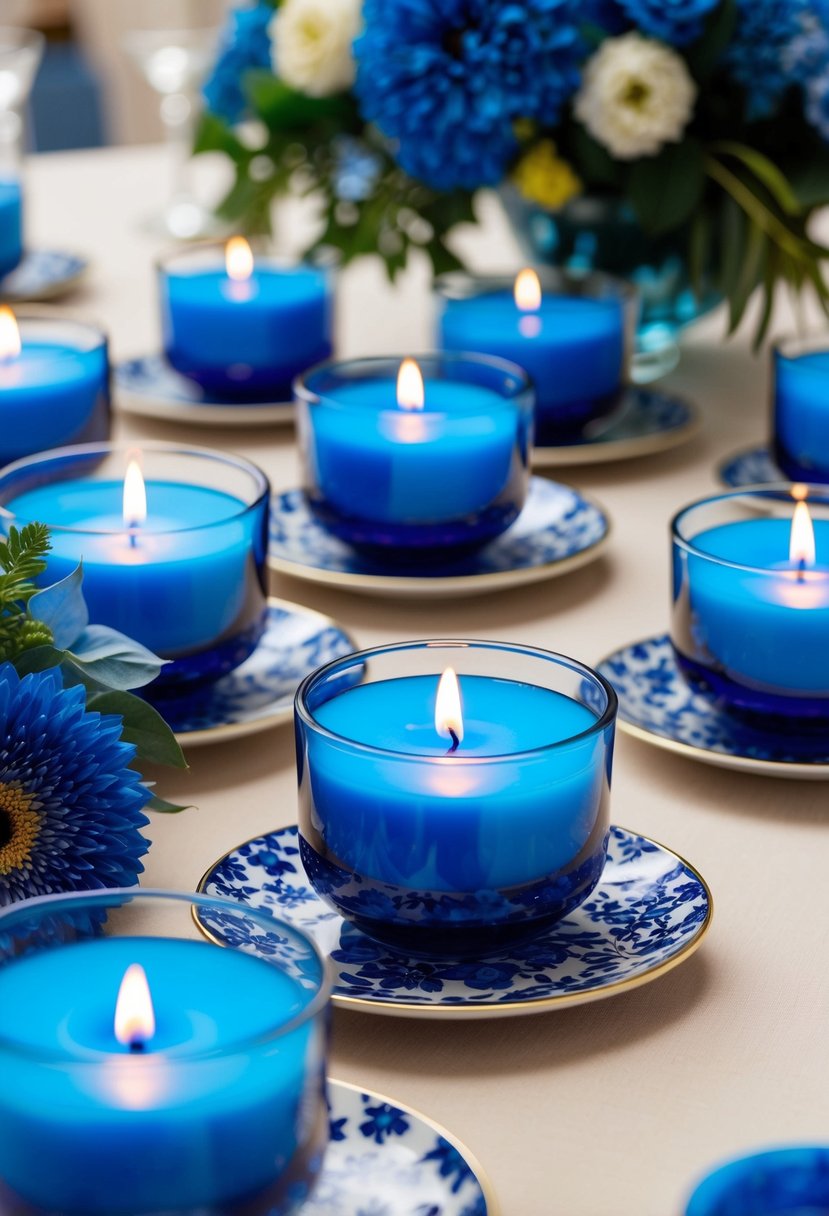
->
(303, 1081, 491, 1216)
(268, 477, 608, 589)
(115, 355, 293, 425)
(718, 445, 785, 488)
(157, 601, 355, 740)
(200, 824, 710, 1015)
(0, 249, 87, 303)
(535, 387, 697, 464)
(598, 634, 829, 772)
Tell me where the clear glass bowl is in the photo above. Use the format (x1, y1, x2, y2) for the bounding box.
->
(772, 333, 829, 483)
(671, 485, 829, 732)
(0, 889, 330, 1216)
(0, 313, 110, 464)
(0, 442, 270, 689)
(295, 639, 616, 957)
(295, 353, 533, 558)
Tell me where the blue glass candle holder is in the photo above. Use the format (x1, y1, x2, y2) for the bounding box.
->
(685, 1146, 829, 1216)
(0, 442, 270, 690)
(435, 268, 636, 446)
(0, 889, 330, 1216)
(773, 334, 829, 483)
(0, 313, 111, 464)
(295, 354, 533, 559)
(671, 486, 829, 733)
(159, 243, 334, 400)
(0, 27, 44, 279)
(295, 639, 616, 958)
(0, 175, 22, 279)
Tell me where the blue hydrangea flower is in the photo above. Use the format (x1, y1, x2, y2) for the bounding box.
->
(0, 664, 150, 905)
(333, 136, 383, 203)
(806, 66, 829, 138)
(580, 0, 630, 33)
(617, 0, 718, 45)
(203, 2, 274, 124)
(724, 0, 812, 119)
(354, 0, 585, 190)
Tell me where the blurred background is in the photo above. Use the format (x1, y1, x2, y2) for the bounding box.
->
(1, 0, 226, 150)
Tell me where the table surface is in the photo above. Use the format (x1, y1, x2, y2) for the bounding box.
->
(25, 144, 827, 1216)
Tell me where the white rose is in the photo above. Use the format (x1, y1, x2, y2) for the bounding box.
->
(574, 33, 697, 160)
(271, 0, 362, 98)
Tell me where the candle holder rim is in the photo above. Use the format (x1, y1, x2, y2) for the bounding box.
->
(433, 266, 638, 304)
(294, 351, 534, 412)
(671, 482, 829, 575)
(155, 239, 338, 275)
(0, 886, 331, 1063)
(294, 636, 617, 762)
(0, 441, 271, 538)
(684, 1144, 829, 1216)
(1, 307, 109, 355)
(772, 329, 829, 361)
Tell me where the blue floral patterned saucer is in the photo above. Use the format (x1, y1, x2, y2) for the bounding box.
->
(597, 634, 829, 779)
(717, 445, 782, 487)
(0, 249, 88, 302)
(198, 824, 711, 1018)
(268, 477, 610, 599)
(159, 599, 355, 746)
(533, 386, 699, 467)
(115, 355, 293, 427)
(309, 1079, 497, 1215)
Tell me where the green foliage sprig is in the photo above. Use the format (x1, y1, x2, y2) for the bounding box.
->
(0, 523, 55, 660)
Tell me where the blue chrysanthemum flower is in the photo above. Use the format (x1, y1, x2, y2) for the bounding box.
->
(0, 664, 150, 906)
(617, 0, 718, 46)
(724, 0, 812, 119)
(203, 1, 273, 124)
(580, 0, 630, 33)
(354, 0, 585, 191)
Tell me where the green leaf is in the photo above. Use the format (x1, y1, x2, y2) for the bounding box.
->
(245, 73, 350, 130)
(718, 196, 747, 306)
(29, 562, 88, 649)
(686, 0, 737, 80)
(788, 148, 829, 208)
(569, 125, 621, 188)
(709, 141, 800, 215)
(728, 222, 766, 334)
(85, 690, 188, 770)
(688, 206, 711, 300)
(193, 112, 247, 160)
(629, 138, 705, 235)
(145, 793, 193, 815)
(66, 624, 167, 690)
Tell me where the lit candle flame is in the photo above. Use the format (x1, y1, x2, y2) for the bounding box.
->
(114, 964, 156, 1050)
(122, 455, 147, 531)
(790, 498, 816, 569)
(435, 667, 464, 750)
(514, 268, 542, 313)
(226, 236, 254, 283)
(0, 306, 21, 361)
(396, 358, 425, 412)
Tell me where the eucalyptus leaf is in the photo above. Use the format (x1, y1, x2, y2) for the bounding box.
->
(29, 563, 88, 649)
(67, 624, 167, 690)
(85, 690, 188, 770)
(145, 793, 193, 814)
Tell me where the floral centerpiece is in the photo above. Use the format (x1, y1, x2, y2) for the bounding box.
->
(0, 524, 187, 906)
(198, 0, 829, 345)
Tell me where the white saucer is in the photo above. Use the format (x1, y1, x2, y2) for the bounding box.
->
(0, 249, 88, 302)
(268, 477, 610, 599)
(115, 355, 293, 427)
(532, 386, 699, 467)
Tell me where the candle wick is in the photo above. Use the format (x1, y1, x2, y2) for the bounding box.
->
(129, 1038, 145, 1054)
(446, 728, 460, 755)
(797, 557, 807, 584)
(128, 525, 138, 550)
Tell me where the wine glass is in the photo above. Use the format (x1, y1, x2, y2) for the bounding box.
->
(121, 0, 226, 240)
(0, 27, 44, 276)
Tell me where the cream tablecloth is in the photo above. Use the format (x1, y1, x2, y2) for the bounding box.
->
(23, 144, 829, 1216)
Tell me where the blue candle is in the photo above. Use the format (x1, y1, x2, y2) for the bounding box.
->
(672, 490, 829, 723)
(160, 240, 333, 398)
(773, 340, 829, 482)
(0, 179, 22, 279)
(437, 270, 629, 444)
(0, 936, 323, 1214)
(297, 354, 532, 554)
(0, 311, 110, 464)
(296, 642, 615, 955)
